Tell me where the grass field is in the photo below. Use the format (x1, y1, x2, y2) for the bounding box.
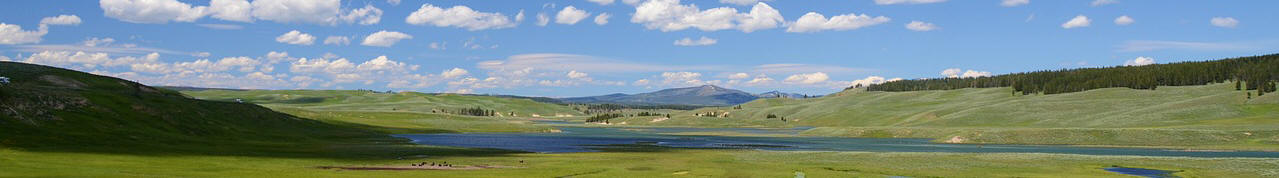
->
(600, 83, 1279, 151)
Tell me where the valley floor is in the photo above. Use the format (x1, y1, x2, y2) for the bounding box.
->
(4, 108, 1279, 177)
(594, 83, 1279, 152)
(10, 85, 1279, 177)
(4, 147, 1279, 177)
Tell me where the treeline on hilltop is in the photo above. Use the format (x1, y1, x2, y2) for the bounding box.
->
(858, 54, 1279, 95)
(436, 107, 498, 117)
(586, 113, 623, 123)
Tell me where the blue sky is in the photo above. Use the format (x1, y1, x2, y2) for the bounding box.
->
(1, 0, 1275, 97)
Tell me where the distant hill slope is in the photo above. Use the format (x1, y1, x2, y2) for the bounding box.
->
(696, 84, 1279, 128)
(864, 54, 1278, 95)
(561, 85, 759, 106)
(159, 86, 249, 92)
(0, 62, 381, 153)
(755, 91, 821, 99)
(181, 89, 584, 117)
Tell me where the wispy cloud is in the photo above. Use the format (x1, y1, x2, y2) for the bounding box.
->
(197, 24, 244, 30)
(6, 44, 187, 55)
(1117, 40, 1257, 52)
(477, 53, 725, 73)
(751, 63, 870, 75)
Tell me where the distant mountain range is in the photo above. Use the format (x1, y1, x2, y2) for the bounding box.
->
(160, 84, 816, 106)
(559, 85, 817, 106)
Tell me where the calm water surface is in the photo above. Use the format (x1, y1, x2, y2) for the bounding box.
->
(1103, 167, 1180, 178)
(394, 126, 1279, 158)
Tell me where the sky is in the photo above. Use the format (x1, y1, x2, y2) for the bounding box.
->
(1, 0, 1276, 97)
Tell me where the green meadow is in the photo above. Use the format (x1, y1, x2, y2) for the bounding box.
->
(604, 83, 1279, 151)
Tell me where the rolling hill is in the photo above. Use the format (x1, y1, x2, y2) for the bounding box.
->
(597, 54, 1279, 150)
(560, 85, 759, 106)
(0, 61, 390, 155)
(180, 89, 584, 117)
(604, 83, 1279, 150)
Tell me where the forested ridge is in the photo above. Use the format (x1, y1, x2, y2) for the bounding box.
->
(858, 53, 1279, 95)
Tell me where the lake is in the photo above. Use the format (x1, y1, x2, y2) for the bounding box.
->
(395, 126, 1279, 158)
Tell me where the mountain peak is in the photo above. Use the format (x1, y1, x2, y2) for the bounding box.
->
(697, 85, 724, 92)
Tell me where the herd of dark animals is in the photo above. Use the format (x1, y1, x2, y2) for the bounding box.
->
(408, 160, 526, 168)
(411, 161, 452, 167)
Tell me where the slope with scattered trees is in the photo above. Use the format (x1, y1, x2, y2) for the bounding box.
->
(860, 54, 1279, 95)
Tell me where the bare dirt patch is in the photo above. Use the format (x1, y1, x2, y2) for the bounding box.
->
(316, 165, 518, 171)
(39, 75, 86, 89)
(650, 117, 670, 123)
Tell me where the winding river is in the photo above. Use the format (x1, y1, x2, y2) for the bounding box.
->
(395, 124, 1279, 158)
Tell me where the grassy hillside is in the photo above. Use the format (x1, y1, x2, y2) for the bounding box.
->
(0, 61, 422, 157)
(608, 83, 1279, 150)
(182, 89, 583, 117)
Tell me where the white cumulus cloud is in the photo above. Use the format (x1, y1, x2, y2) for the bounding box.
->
(1090, 0, 1118, 6)
(905, 21, 938, 31)
(783, 72, 829, 84)
(1001, 0, 1029, 7)
(1061, 15, 1091, 29)
(82, 37, 116, 47)
(674, 36, 718, 46)
(567, 70, 590, 80)
(721, 0, 771, 6)
(99, 0, 208, 24)
(1114, 15, 1134, 25)
(787, 12, 890, 33)
(323, 36, 350, 46)
(631, 0, 783, 33)
(536, 13, 550, 26)
(847, 76, 902, 88)
(405, 4, 518, 31)
(361, 30, 413, 47)
(250, 0, 341, 25)
(40, 15, 82, 25)
(941, 68, 992, 78)
(441, 68, 470, 78)
(1125, 56, 1155, 66)
(555, 6, 590, 25)
(340, 4, 383, 25)
(875, 0, 946, 5)
(594, 13, 611, 25)
(102, 0, 365, 25)
(275, 30, 315, 45)
(588, 0, 615, 5)
(209, 0, 253, 22)
(1210, 17, 1238, 28)
(0, 23, 48, 45)
(661, 71, 705, 86)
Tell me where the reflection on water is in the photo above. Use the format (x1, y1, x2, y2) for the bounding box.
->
(1103, 167, 1180, 178)
(394, 127, 1279, 158)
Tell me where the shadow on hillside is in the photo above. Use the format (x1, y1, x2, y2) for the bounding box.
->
(0, 118, 524, 160)
(0, 61, 683, 161)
